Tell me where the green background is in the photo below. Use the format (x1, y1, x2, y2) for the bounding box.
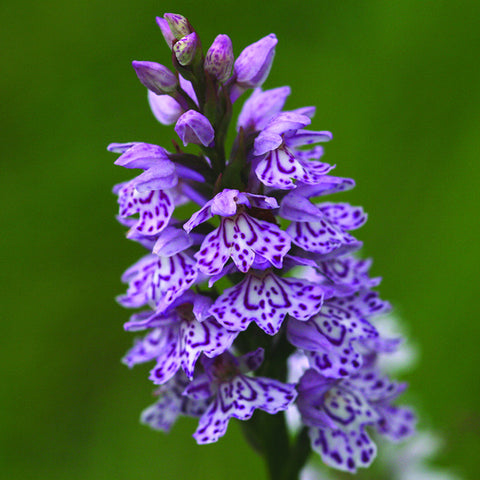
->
(1, 0, 479, 478)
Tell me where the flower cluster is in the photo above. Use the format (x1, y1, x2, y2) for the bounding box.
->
(110, 13, 416, 475)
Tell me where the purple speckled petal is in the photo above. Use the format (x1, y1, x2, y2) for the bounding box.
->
(309, 427, 377, 473)
(148, 90, 184, 125)
(117, 254, 157, 309)
(180, 317, 237, 379)
(234, 34, 277, 88)
(175, 110, 215, 147)
(317, 257, 381, 293)
(255, 146, 333, 190)
(346, 369, 407, 404)
(150, 251, 198, 312)
(287, 298, 378, 378)
(332, 291, 391, 318)
(193, 375, 296, 444)
(184, 373, 214, 400)
(123, 327, 170, 367)
(237, 86, 291, 132)
(117, 251, 197, 312)
(141, 373, 208, 432)
(375, 405, 416, 442)
(149, 327, 182, 385)
(319, 203, 367, 231)
(287, 216, 360, 256)
(115, 182, 175, 236)
(195, 213, 291, 275)
(210, 271, 324, 335)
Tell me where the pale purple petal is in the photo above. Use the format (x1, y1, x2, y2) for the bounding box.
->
(263, 112, 311, 137)
(237, 86, 291, 132)
(234, 34, 277, 88)
(155, 17, 175, 47)
(112, 142, 170, 169)
(179, 75, 198, 106)
(148, 90, 184, 125)
(286, 129, 333, 148)
(132, 61, 178, 94)
(375, 405, 416, 442)
(152, 227, 193, 256)
(175, 110, 215, 147)
(319, 203, 367, 231)
(140, 373, 207, 432)
(253, 130, 283, 156)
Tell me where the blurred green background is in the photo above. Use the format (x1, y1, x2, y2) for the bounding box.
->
(1, 0, 479, 478)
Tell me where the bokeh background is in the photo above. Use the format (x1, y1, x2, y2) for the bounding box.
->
(1, 0, 479, 478)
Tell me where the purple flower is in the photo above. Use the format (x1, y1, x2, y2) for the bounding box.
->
(297, 365, 415, 473)
(209, 270, 326, 335)
(123, 292, 238, 383)
(253, 112, 334, 190)
(141, 372, 209, 432)
(111, 14, 418, 477)
(184, 349, 297, 444)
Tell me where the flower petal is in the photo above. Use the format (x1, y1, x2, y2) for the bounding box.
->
(210, 272, 324, 335)
(309, 427, 377, 473)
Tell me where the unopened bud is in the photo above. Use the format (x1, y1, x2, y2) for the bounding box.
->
(205, 34, 234, 82)
(173, 32, 199, 66)
(164, 13, 192, 40)
(234, 34, 277, 88)
(175, 110, 215, 147)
